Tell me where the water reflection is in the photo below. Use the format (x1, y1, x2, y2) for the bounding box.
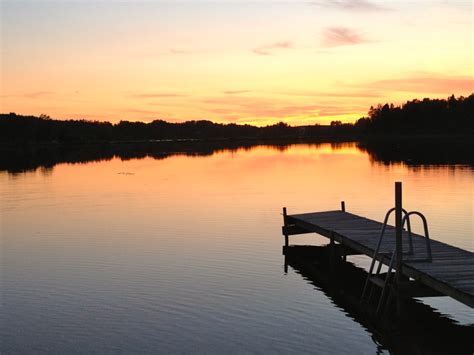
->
(284, 245, 474, 354)
(358, 138, 474, 166)
(1, 139, 472, 174)
(1, 143, 472, 352)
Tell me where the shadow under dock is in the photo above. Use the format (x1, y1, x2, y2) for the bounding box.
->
(284, 245, 474, 354)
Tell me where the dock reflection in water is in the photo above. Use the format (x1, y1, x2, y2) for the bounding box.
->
(284, 245, 474, 354)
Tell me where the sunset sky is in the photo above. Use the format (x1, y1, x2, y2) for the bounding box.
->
(1, 0, 472, 125)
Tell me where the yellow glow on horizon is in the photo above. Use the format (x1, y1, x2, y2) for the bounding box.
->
(1, 1, 472, 125)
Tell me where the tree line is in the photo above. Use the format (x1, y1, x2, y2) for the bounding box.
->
(354, 94, 474, 134)
(0, 115, 352, 144)
(1, 94, 472, 144)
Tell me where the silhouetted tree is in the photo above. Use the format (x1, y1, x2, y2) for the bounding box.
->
(356, 94, 474, 135)
(1, 94, 472, 144)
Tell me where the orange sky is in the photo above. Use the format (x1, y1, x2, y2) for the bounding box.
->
(1, 0, 472, 125)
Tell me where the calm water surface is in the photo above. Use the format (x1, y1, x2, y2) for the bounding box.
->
(1, 143, 473, 353)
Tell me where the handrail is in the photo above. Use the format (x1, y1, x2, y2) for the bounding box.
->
(402, 211, 432, 262)
(374, 207, 413, 258)
(376, 212, 432, 313)
(361, 207, 433, 305)
(361, 207, 411, 301)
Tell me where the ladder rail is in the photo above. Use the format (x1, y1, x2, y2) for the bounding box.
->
(361, 207, 411, 301)
(402, 211, 433, 262)
(361, 207, 434, 312)
(376, 251, 397, 315)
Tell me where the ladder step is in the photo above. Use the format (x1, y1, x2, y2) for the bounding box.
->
(368, 276, 385, 288)
(368, 272, 394, 288)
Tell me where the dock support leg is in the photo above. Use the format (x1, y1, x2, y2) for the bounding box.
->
(283, 207, 289, 247)
(329, 232, 336, 273)
(395, 182, 403, 316)
(340, 202, 347, 260)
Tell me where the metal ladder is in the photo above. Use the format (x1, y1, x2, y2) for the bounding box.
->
(360, 207, 433, 315)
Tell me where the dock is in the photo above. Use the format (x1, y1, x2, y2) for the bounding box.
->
(282, 182, 474, 310)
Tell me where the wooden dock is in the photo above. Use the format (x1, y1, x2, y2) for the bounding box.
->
(282, 194, 474, 309)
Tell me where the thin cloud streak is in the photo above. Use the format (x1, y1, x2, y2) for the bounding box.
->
(311, 0, 388, 12)
(1, 91, 55, 99)
(322, 27, 368, 47)
(367, 75, 474, 94)
(201, 96, 363, 119)
(140, 48, 197, 58)
(282, 90, 381, 98)
(115, 108, 172, 120)
(223, 90, 252, 95)
(130, 93, 188, 99)
(252, 41, 294, 55)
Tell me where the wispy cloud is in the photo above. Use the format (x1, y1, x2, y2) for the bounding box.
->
(24, 91, 55, 98)
(169, 49, 190, 55)
(1, 91, 55, 99)
(223, 90, 252, 95)
(201, 96, 361, 119)
(282, 90, 381, 98)
(252, 41, 294, 56)
(130, 93, 188, 99)
(121, 108, 161, 115)
(115, 108, 172, 121)
(322, 27, 368, 47)
(140, 48, 197, 58)
(311, 0, 388, 12)
(367, 75, 474, 94)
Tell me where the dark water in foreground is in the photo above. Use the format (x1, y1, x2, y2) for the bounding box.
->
(1, 143, 473, 353)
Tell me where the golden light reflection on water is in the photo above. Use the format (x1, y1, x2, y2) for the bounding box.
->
(1, 143, 473, 353)
(2, 143, 472, 251)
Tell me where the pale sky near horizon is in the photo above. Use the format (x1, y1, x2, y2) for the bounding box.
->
(1, 0, 472, 125)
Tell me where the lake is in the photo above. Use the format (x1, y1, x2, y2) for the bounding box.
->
(1, 142, 473, 353)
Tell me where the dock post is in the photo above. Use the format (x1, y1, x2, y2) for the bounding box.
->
(329, 232, 336, 272)
(340, 201, 346, 261)
(283, 207, 289, 247)
(395, 182, 403, 315)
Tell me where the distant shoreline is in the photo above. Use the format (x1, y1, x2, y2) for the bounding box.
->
(0, 135, 358, 147)
(1, 94, 473, 144)
(1, 135, 472, 174)
(0, 132, 471, 148)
